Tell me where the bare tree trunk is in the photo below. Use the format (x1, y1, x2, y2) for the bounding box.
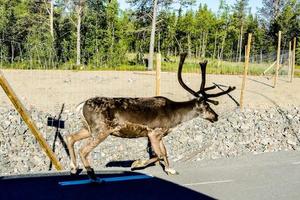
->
(158, 31, 160, 53)
(202, 32, 208, 58)
(274, 0, 281, 19)
(11, 42, 14, 63)
(199, 33, 202, 57)
(109, 20, 115, 58)
(217, 45, 221, 68)
(260, 49, 263, 63)
(76, 13, 81, 66)
(220, 34, 226, 60)
(148, 0, 158, 70)
(76, 1, 84, 66)
(230, 42, 234, 61)
(201, 32, 205, 57)
(213, 33, 217, 59)
(187, 33, 191, 57)
(238, 23, 244, 62)
(236, 34, 240, 62)
(50, 0, 54, 38)
(44, 0, 54, 39)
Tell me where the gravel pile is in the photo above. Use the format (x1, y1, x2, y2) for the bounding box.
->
(0, 106, 299, 175)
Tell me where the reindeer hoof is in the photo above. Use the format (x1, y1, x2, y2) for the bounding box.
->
(131, 160, 147, 170)
(86, 167, 98, 181)
(70, 167, 78, 175)
(70, 168, 82, 176)
(165, 168, 179, 175)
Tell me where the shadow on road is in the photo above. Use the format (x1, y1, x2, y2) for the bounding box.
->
(0, 171, 215, 200)
(105, 160, 135, 168)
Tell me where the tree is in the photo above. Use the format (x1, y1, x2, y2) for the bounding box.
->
(195, 4, 215, 58)
(148, 0, 158, 70)
(258, 0, 299, 52)
(216, 0, 231, 61)
(43, 0, 54, 39)
(0, 0, 298, 68)
(128, 0, 162, 70)
(75, 0, 85, 66)
(232, 0, 249, 62)
(128, 0, 193, 70)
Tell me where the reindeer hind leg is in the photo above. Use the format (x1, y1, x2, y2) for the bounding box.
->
(144, 130, 178, 175)
(131, 130, 163, 171)
(66, 128, 91, 175)
(159, 139, 178, 175)
(79, 129, 111, 180)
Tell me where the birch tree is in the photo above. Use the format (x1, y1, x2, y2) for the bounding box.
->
(75, 0, 85, 66)
(232, 0, 249, 62)
(44, 0, 54, 38)
(148, 0, 158, 70)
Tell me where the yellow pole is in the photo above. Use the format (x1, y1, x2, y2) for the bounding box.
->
(288, 41, 292, 82)
(291, 37, 296, 82)
(156, 53, 161, 96)
(0, 71, 63, 170)
(274, 31, 281, 87)
(240, 33, 252, 109)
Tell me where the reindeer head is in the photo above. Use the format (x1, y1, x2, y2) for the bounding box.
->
(177, 53, 236, 123)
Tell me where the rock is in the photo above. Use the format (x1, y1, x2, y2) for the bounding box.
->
(0, 106, 300, 175)
(287, 138, 297, 146)
(1, 120, 11, 129)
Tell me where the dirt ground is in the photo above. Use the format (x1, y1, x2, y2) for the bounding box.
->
(0, 69, 299, 114)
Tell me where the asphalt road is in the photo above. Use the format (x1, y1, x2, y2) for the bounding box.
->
(144, 150, 300, 200)
(1, 151, 300, 200)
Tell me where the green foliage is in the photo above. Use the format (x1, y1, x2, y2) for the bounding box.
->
(0, 0, 299, 69)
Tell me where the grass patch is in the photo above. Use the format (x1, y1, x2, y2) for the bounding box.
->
(0, 58, 298, 77)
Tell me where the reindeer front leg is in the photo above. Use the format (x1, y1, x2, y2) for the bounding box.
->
(131, 129, 178, 175)
(149, 130, 178, 175)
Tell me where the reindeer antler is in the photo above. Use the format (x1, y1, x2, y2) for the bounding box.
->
(177, 53, 236, 105)
(197, 61, 235, 100)
(177, 53, 199, 97)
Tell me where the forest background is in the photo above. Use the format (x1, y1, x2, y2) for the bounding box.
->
(0, 0, 299, 72)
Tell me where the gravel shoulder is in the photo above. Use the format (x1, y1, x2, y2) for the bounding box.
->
(0, 70, 299, 176)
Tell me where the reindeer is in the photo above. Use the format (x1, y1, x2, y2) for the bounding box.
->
(66, 53, 235, 180)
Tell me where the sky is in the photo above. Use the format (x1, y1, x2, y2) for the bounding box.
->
(118, 0, 263, 14)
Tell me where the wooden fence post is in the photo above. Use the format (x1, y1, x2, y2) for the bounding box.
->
(156, 53, 161, 96)
(288, 41, 292, 82)
(239, 33, 252, 109)
(273, 31, 281, 87)
(291, 37, 296, 82)
(0, 70, 63, 170)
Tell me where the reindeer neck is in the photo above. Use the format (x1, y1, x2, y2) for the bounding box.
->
(168, 99, 198, 126)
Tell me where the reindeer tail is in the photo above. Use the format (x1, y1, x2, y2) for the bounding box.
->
(76, 101, 85, 115)
(75, 101, 91, 133)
